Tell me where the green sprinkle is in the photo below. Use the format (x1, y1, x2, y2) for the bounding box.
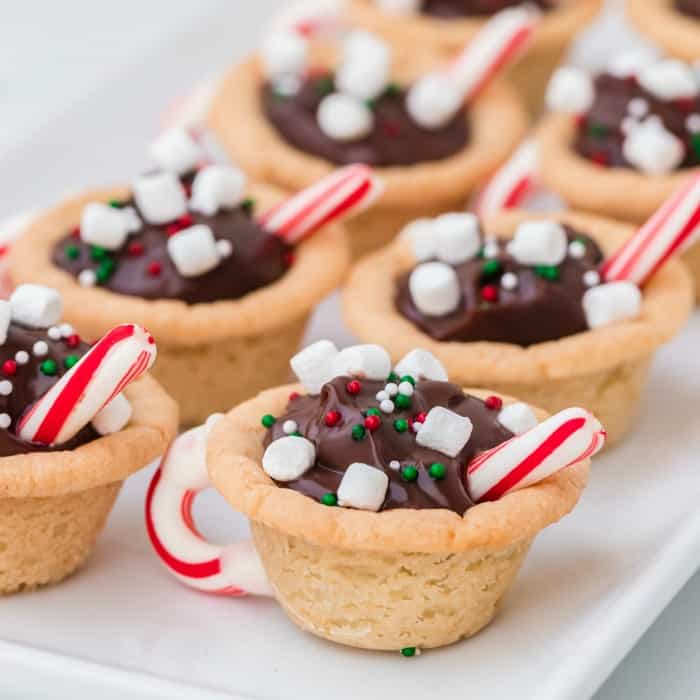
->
(692, 133, 700, 159)
(401, 465, 418, 482)
(352, 424, 366, 441)
(428, 462, 446, 480)
(482, 259, 502, 277)
(394, 393, 411, 410)
(90, 246, 107, 262)
(535, 265, 560, 281)
(400, 647, 418, 657)
(320, 493, 338, 507)
(387, 372, 399, 383)
(314, 76, 334, 97)
(40, 359, 58, 376)
(394, 419, 409, 433)
(383, 82, 401, 97)
(96, 259, 116, 283)
(291, 431, 303, 437)
(261, 414, 276, 428)
(242, 198, 256, 215)
(365, 97, 378, 110)
(65, 244, 80, 260)
(365, 407, 381, 417)
(588, 122, 608, 139)
(63, 355, 80, 370)
(399, 375, 415, 386)
(108, 199, 124, 208)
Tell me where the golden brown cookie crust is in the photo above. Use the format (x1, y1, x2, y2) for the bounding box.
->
(207, 384, 589, 554)
(8, 183, 349, 347)
(537, 113, 700, 224)
(627, 0, 700, 63)
(342, 209, 693, 384)
(0, 374, 178, 499)
(207, 43, 528, 214)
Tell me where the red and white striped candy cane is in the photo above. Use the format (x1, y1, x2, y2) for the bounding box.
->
(145, 416, 273, 597)
(467, 408, 605, 503)
(259, 164, 384, 244)
(447, 6, 540, 103)
(475, 140, 539, 217)
(601, 174, 700, 287)
(17, 324, 156, 446)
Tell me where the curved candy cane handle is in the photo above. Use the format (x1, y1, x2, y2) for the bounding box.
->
(145, 416, 273, 597)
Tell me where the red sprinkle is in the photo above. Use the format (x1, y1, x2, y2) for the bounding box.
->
(71, 227, 81, 239)
(66, 333, 81, 348)
(2, 360, 17, 377)
(289, 391, 301, 401)
(165, 223, 181, 236)
(591, 151, 609, 167)
(178, 214, 194, 228)
(346, 380, 362, 395)
(484, 395, 503, 411)
(481, 285, 499, 303)
(147, 261, 163, 277)
(128, 241, 145, 256)
(364, 415, 381, 432)
(324, 410, 342, 427)
(414, 412, 427, 424)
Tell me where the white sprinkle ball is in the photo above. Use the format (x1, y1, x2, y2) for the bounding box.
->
(283, 420, 298, 435)
(33, 341, 49, 357)
(389, 460, 401, 471)
(568, 240, 586, 259)
(583, 270, 601, 287)
(15, 351, 29, 365)
(500, 272, 518, 291)
(59, 323, 74, 337)
(686, 114, 700, 134)
(216, 239, 233, 258)
(398, 381, 414, 396)
(376, 390, 389, 402)
(385, 382, 399, 396)
(380, 399, 395, 414)
(0, 413, 11, 429)
(78, 269, 97, 287)
(627, 98, 649, 119)
(482, 240, 500, 259)
(0, 380, 12, 396)
(47, 326, 62, 340)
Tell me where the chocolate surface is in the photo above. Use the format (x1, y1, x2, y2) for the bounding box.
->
(395, 225, 604, 346)
(420, 0, 552, 18)
(676, 0, 700, 18)
(265, 376, 513, 513)
(261, 76, 469, 167)
(574, 73, 700, 170)
(52, 178, 290, 304)
(0, 323, 96, 458)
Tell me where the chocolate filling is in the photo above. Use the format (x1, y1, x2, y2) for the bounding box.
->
(420, 0, 553, 18)
(51, 175, 291, 304)
(676, 0, 700, 19)
(264, 376, 514, 513)
(0, 323, 96, 458)
(395, 225, 604, 346)
(574, 73, 700, 170)
(261, 75, 469, 167)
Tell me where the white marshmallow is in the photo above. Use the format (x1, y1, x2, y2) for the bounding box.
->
(498, 402, 538, 435)
(406, 73, 462, 130)
(337, 462, 389, 511)
(583, 281, 642, 329)
(400, 218, 438, 262)
(10, 285, 63, 329)
(332, 344, 391, 381)
(261, 30, 308, 79)
(262, 436, 316, 482)
(416, 406, 473, 458)
(433, 213, 481, 265)
(394, 349, 448, 382)
(0, 301, 10, 345)
(133, 172, 187, 225)
(80, 202, 131, 251)
(92, 393, 132, 435)
(545, 67, 594, 114)
(317, 94, 374, 142)
(189, 165, 247, 216)
(149, 126, 203, 175)
(508, 221, 568, 267)
(375, 0, 420, 13)
(343, 30, 391, 65)
(290, 340, 339, 394)
(337, 33, 391, 101)
(638, 59, 699, 102)
(167, 224, 222, 278)
(622, 118, 685, 176)
(608, 47, 660, 79)
(408, 262, 461, 316)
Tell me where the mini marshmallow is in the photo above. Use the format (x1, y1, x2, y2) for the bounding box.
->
(498, 402, 538, 435)
(622, 118, 685, 176)
(406, 73, 463, 130)
(0, 301, 10, 344)
(400, 218, 438, 262)
(133, 172, 187, 225)
(167, 224, 222, 277)
(149, 126, 203, 175)
(261, 30, 308, 79)
(332, 344, 391, 381)
(583, 281, 642, 329)
(433, 213, 481, 265)
(290, 340, 339, 394)
(416, 406, 473, 458)
(337, 462, 389, 511)
(317, 94, 374, 142)
(10, 284, 63, 329)
(638, 59, 699, 102)
(607, 47, 660, 79)
(336, 33, 391, 101)
(409, 262, 461, 316)
(508, 221, 568, 267)
(80, 202, 131, 250)
(92, 393, 132, 435)
(262, 436, 316, 482)
(375, 0, 420, 12)
(189, 165, 247, 216)
(343, 30, 391, 65)
(545, 66, 594, 114)
(394, 348, 448, 382)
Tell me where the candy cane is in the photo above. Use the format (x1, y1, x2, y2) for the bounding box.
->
(447, 6, 540, 103)
(601, 174, 700, 286)
(467, 408, 605, 503)
(145, 416, 273, 597)
(17, 324, 156, 446)
(259, 164, 384, 243)
(475, 140, 539, 217)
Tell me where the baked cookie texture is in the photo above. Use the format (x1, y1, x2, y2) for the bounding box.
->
(207, 43, 527, 259)
(342, 210, 693, 446)
(345, 0, 603, 116)
(0, 375, 178, 594)
(207, 384, 588, 650)
(8, 184, 349, 426)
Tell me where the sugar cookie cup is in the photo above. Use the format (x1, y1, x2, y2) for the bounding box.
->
(0, 375, 177, 594)
(208, 43, 527, 259)
(343, 210, 693, 446)
(206, 384, 588, 651)
(344, 0, 602, 116)
(8, 184, 349, 426)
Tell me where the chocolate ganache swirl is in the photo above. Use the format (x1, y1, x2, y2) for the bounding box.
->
(676, 0, 700, 19)
(264, 376, 514, 513)
(420, 0, 553, 18)
(0, 322, 95, 457)
(574, 73, 700, 170)
(396, 225, 604, 346)
(52, 174, 291, 304)
(261, 75, 469, 167)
